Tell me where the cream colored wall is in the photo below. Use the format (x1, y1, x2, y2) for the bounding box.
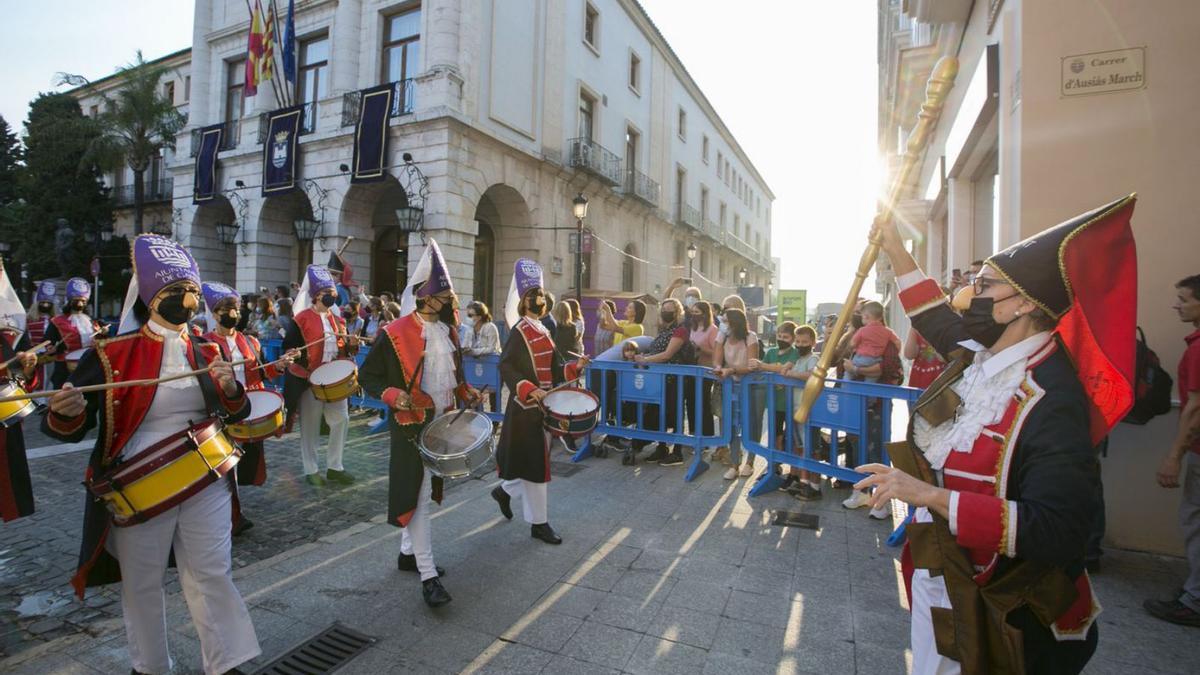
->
(1015, 0, 1200, 555)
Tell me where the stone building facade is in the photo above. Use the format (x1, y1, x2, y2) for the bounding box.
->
(127, 0, 778, 311)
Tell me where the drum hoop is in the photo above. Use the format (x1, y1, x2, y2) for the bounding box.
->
(93, 419, 225, 489)
(311, 359, 356, 383)
(243, 391, 285, 421)
(108, 451, 242, 527)
(541, 388, 599, 419)
(418, 412, 493, 460)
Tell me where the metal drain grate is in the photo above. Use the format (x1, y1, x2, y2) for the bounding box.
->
(771, 510, 820, 530)
(549, 460, 585, 477)
(253, 622, 376, 674)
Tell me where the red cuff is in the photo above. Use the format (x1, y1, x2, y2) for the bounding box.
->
(898, 278, 947, 317)
(216, 379, 247, 414)
(516, 380, 538, 403)
(381, 387, 403, 409)
(564, 362, 581, 382)
(953, 491, 1008, 555)
(454, 382, 473, 402)
(48, 409, 86, 435)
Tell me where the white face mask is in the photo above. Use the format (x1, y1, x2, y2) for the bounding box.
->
(684, 296, 698, 308)
(718, 323, 728, 337)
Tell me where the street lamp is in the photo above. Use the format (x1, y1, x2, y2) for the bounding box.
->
(215, 221, 241, 247)
(738, 267, 747, 286)
(767, 281, 774, 307)
(293, 218, 321, 242)
(686, 242, 697, 282)
(572, 193, 588, 302)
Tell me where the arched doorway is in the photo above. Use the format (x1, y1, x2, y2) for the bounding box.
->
(258, 191, 313, 288)
(621, 243, 637, 292)
(190, 196, 238, 285)
(372, 227, 409, 297)
(473, 184, 532, 311)
(338, 176, 414, 297)
(474, 222, 495, 309)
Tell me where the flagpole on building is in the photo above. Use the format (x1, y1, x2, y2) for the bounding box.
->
(269, 0, 291, 106)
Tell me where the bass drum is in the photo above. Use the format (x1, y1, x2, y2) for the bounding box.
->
(417, 410, 495, 479)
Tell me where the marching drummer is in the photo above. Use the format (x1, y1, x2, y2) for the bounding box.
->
(43, 277, 105, 387)
(359, 239, 479, 608)
(0, 259, 39, 522)
(492, 259, 588, 545)
(203, 281, 296, 536)
(283, 264, 359, 486)
(42, 234, 260, 675)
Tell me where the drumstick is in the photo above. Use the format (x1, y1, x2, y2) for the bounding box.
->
(333, 331, 372, 344)
(231, 336, 326, 371)
(0, 341, 51, 374)
(448, 385, 489, 426)
(0, 363, 221, 403)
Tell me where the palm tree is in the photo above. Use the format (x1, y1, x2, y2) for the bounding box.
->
(58, 51, 186, 235)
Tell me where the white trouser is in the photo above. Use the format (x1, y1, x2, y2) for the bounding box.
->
(399, 470, 438, 581)
(109, 480, 260, 675)
(910, 507, 961, 675)
(501, 479, 549, 525)
(299, 389, 349, 475)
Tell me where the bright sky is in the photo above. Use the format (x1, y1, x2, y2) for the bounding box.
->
(0, 0, 880, 309)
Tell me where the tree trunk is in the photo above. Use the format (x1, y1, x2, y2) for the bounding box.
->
(133, 168, 145, 235)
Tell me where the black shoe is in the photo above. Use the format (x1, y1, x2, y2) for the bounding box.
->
(304, 473, 326, 486)
(659, 449, 684, 466)
(621, 451, 637, 466)
(1085, 558, 1102, 574)
(326, 469, 355, 485)
(1143, 598, 1200, 627)
(787, 482, 823, 502)
(232, 516, 254, 537)
(644, 444, 668, 463)
(531, 523, 562, 545)
(422, 577, 452, 608)
(491, 486, 513, 520)
(398, 553, 445, 577)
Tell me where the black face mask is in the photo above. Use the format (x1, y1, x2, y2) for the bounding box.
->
(70, 300, 87, 313)
(218, 313, 239, 329)
(527, 299, 546, 317)
(796, 345, 813, 356)
(437, 302, 457, 325)
(156, 295, 195, 326)
(660, 311, 677, 324)
(963, 296, 1015, 348)
(320, 294, 337, 308)
(38, 303, 52, 315)
(778, 340, 793, 350)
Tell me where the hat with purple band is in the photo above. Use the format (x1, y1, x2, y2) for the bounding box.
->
(202, 281, 239, 311)
(306, 265, 336, 298)
(132, 235, 201, 304)
(36, 281, 56, 304)
(503, 258, 545, 328)
(66, 277, 91, 301)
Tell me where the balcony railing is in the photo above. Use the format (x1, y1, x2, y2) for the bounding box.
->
(341, 78, 416, 127)
(676, 204, 700, 230)
(701, 217, 722, 241)
(113, 178, 173, 207)
(258, 102, 317, 144)
(189, 120, 239, 158)
(567, 137, 623, 186)
(622, 168, 660, 207)
(724, 233, 758, 261)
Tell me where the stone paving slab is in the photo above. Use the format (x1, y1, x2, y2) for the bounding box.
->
(1, 427, 1197, 674)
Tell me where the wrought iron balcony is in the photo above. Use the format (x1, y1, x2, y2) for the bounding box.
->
(189, 120, 240, 158)
(341, 78, 416, 127)
(113, 178, 174, 207)
(258, 102, 317, 145)
(622, 168, 659, 207)
(676, 204, 700, 230)
(566, 137, 623, 186)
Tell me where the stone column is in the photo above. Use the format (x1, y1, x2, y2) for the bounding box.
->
(417, 0, 465, 114)
(331, 0, 362, 95)
(190, 1, 213, 125)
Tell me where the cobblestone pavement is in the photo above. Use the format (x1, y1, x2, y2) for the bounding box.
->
(0, 410, 448, 658)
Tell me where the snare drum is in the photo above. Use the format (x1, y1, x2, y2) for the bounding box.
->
(87, 419, 242, 527)
(227, 390, 285, 442)
(309, 359, 358, 402)
(418, 410, 495, 478)
(0, 380, 36, 428)
(65, 349, 88, 372)
(541, 387, 600, 438)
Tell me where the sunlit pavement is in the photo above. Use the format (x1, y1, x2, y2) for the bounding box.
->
(0, 426, 1194, 674)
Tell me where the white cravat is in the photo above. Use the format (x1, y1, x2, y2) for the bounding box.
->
(224, 334, 246, 385)
(147, 320, 193, 390)
(421, 318, 457, 414)
(318, 312, 337, 362)
(70, 313, 95, 347)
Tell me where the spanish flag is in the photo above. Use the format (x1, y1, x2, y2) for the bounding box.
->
(244, 0, 265, 97)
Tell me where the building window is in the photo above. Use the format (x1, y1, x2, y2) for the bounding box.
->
(625, 126, 639, 172)
(297, 35, 329, 134)
(225, 59, 245, 124)
(184, 75, 191, 102)
(674, 240, 684, 265)
(628, 51, 640, 93)
(677, 107, 686, 141)
(383, 8, 422, 84)
(163, 81, 175, 105)
(716, 151, 722, 175)
(578, 91, 596, 141)
(675, 166, 686, 222)
(702, 135, 709, 163)
(733, 214, 740, 238)
(700, 186, 709, 221)
(755, 232, 761, 252)
(718, 257, 725, 278)
(699, 249, 709, 275)
(719, 202, 726, 227)
(583, 2, 599, 50)
(89, 104, 99, 118)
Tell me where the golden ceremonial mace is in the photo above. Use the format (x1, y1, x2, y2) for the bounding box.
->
(793, 56, 959, 425)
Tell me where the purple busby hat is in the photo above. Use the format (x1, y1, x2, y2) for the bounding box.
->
(514, 259, 544, 297)
(132, 235, 201, 304)
(202, 281, 239, 311)
(36, 281, 56, 304)
(306, 265, 336, 298)
(66, 277, 91, 301)
(415, 241, 453, 298)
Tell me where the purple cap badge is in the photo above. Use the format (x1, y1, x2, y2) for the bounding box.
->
(132, 235, 201, 305)
(66, 277, 91, 301)
(202, 281, 239, 311)
(306, 265, 336, 298)
(36, 281, 56, 304)
(514, 258, 543, 297)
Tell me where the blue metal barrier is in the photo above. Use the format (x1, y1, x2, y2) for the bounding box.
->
(462, 354, 504, 423)
(737, 373, 921, 497)
(583, 361, 732, 481)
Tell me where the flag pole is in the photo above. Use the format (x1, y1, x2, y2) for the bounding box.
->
(270, 0, 292, 106)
